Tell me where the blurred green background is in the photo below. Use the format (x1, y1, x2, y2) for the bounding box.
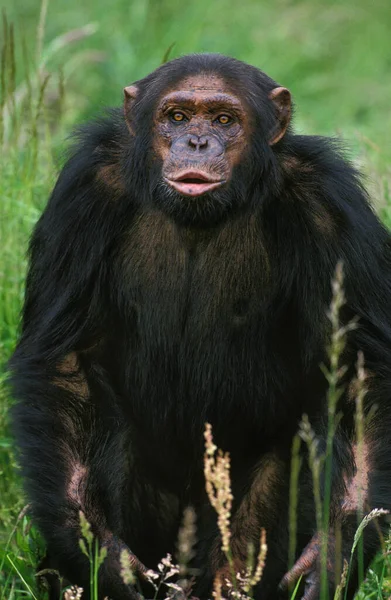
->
(1, 0, 391, 597)
(6, 0, 391, 165)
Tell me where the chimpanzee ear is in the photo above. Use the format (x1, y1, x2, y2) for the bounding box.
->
(268, 87, 291, 146)
(123, 85, 139, 134)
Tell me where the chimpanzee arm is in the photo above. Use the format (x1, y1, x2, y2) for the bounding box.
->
(276, 145, 391, 599)
(11, 353, 146, 599)
(280, 386, 391, 600)
(10, 117, 144, 598)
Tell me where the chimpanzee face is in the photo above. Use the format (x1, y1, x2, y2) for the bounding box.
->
(153, 74, 249, 199)
(124, 68, 290, 225)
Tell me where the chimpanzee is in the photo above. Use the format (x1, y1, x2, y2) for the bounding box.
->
(10, 53, 391, 600)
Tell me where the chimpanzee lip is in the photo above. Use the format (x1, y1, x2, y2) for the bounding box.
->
(165, 170, 224, 197)
(170, 170, 221, 184)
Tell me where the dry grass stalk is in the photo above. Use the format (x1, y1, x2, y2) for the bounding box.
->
(320, 262, 357, 598)
(205, 424, 268, 599)
(120, 548, 136, 585)
(212, 573, 223, 600)
(333, 559, 348, 600)
(298, 415, 323, 532)
(177, 506, 197, 577)
(248, 528, 267, 588)
(204, 423, 233, 554)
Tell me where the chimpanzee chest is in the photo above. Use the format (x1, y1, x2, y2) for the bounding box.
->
(115, 210, 302, 458)
(120, 208, 271, 328)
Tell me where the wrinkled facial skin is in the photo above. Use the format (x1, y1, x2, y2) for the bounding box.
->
(151, 75, 251, 226)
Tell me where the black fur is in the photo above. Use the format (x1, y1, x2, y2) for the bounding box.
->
(9, 54, 391, 599)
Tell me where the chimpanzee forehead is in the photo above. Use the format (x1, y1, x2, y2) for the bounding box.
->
(157, 73, 245, 113)
(173, 73, 233, 94)
(158, 92, 244, 112)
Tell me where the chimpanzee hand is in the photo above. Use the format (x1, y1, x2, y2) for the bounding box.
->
(279, 532, 343, 600)
(100, 534, 148, 600)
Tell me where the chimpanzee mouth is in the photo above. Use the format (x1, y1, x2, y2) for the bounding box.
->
(165, 170, 224, 197)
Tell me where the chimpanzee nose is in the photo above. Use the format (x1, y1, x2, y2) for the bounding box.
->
(188, 135, 208, 152)
(171, 133, 224, 159)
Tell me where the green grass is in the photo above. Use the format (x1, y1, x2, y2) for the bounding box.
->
(1, 0, 391, 597)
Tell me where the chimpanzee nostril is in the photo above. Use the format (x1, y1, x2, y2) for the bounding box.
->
(188, 135, 209, 152)
(188, 136, 198, 149)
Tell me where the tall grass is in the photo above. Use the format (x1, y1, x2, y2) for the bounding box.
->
(0, 5, 100, 597)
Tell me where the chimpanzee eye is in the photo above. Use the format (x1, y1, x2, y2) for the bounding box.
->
(216, 114, 232, 125)
(170, 112, 187, 123)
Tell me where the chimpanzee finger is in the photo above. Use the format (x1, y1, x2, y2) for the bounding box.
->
(278, 542, 318, 590)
